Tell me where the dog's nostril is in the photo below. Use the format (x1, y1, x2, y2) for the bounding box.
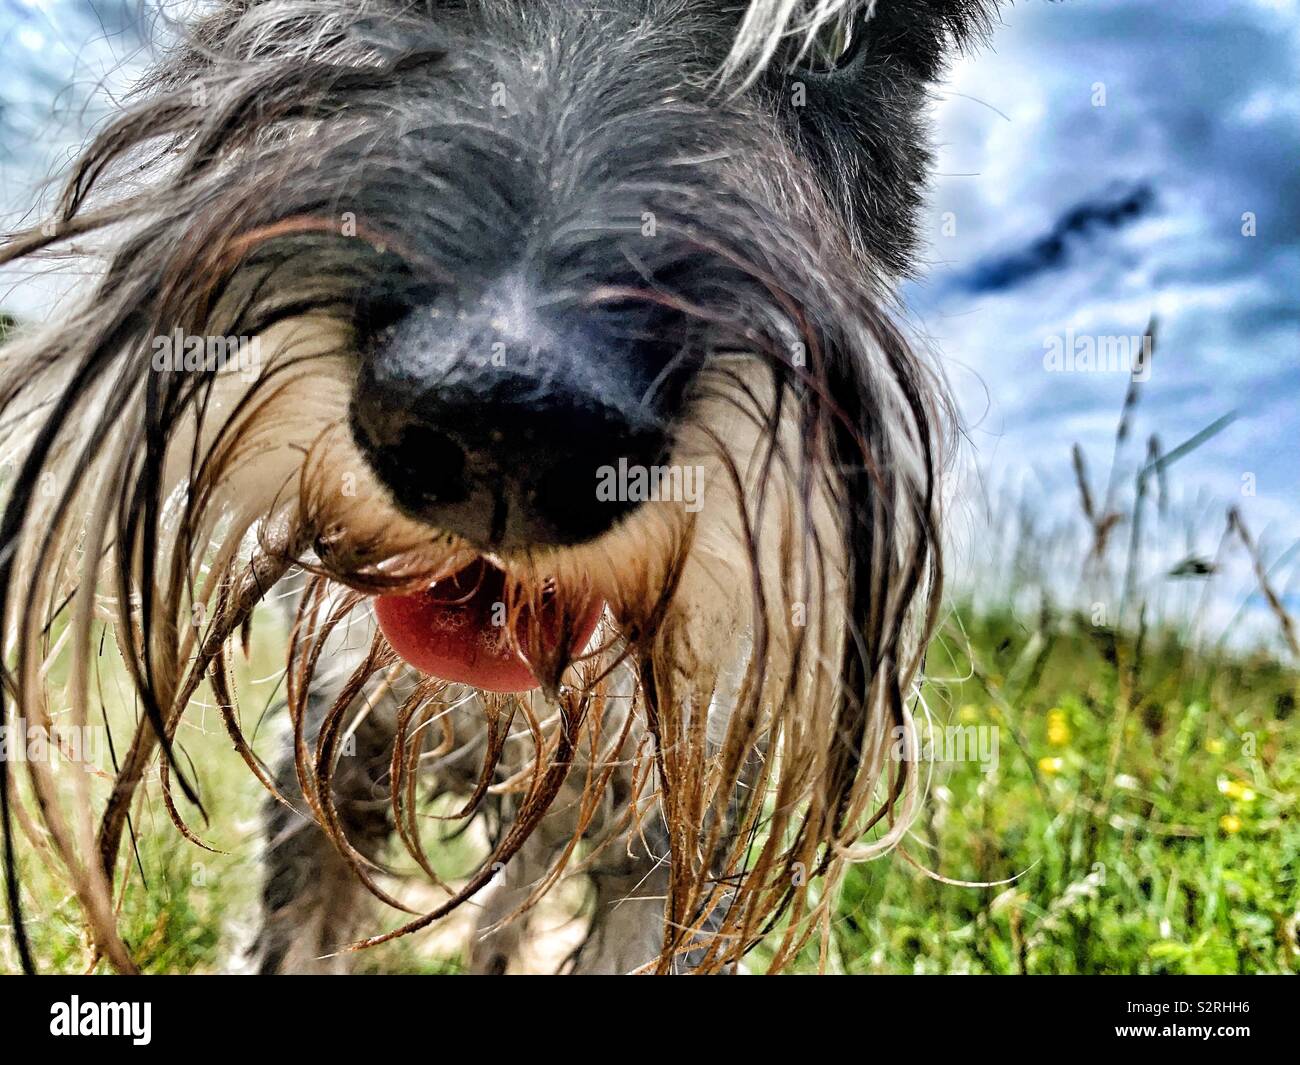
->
(391, 425, 470, 504)
(531, 457, 641, 543)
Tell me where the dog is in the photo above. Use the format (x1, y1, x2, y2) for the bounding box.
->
(0, 0, 997, 974)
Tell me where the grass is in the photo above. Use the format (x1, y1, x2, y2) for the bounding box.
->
(789, 323, 1300, 975)
(815, 607, 1299, 974)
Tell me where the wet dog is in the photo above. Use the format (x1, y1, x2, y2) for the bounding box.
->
(0, 0, 997, 973)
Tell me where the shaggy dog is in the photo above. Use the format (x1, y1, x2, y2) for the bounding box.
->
(0, 0, 998, 973)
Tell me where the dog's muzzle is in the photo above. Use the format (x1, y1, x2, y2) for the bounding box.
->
(350, 274, 682, 551)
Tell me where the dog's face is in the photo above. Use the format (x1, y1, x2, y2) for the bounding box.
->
(340, 0, 981, 546)
(0, 0, 997, 972)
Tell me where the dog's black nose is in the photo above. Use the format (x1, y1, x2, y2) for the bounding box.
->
(350, 279, 680, 549)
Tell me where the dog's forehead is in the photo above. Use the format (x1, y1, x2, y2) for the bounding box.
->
(425, 0, 996, 72)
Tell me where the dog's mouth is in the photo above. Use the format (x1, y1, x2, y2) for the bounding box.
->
(371, 556, 605, 693)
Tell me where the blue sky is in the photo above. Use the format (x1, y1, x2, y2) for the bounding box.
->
(2, 0, 1298, 636)
(913, 1, 1299, 560)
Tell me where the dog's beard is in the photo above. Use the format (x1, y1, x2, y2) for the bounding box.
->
(0, 294, 935, 974)
(0, 0, 955, 975)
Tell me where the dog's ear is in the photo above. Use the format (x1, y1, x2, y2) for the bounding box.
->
(860, 0, 1004, 81)
(727, 0, 1002, 82)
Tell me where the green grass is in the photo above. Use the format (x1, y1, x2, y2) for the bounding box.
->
(804, 607, 1300, 974)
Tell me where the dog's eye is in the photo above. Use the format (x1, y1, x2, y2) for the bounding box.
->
(789, 14, 866, 76)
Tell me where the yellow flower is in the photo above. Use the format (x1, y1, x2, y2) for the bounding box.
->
(1204, 738, 1226, 755)
(1038, 756, 1064, 776)
(1219, 814, 1242, 835)
(1047, 708, 1071, 746)
(1217, 778, 1257, 803)
(958, 704, 979, 724)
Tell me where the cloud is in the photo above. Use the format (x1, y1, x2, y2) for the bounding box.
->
(910, 0, 1299, 596)
(953, 182, 1155, 295)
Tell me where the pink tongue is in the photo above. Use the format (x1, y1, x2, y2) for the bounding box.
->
(372, 557, 603, 693)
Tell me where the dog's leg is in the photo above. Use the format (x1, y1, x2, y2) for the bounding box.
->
(571, 753, 751, 974)
(467, 826, 565, 975)
(570, 833, 670, 975)
(468, 801, 672, 975)
(252, 690, 398, 974)
(470, 683, 670, 975)
(576, 841, 737, 974)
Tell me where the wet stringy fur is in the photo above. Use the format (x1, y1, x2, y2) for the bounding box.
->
(0, 0, 999, 973)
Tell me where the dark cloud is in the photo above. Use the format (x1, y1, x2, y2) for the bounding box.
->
(956, 182, 1155, 294)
